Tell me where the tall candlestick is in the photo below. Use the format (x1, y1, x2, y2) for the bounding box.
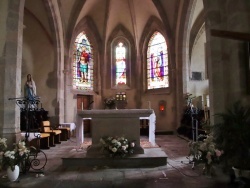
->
(148, 101, 151, 109)
(204, 105, 208, 122)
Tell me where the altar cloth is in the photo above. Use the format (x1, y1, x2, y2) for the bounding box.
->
(59, 123, 76, 132)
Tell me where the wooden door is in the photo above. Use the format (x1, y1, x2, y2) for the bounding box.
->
(77, 95, 91, 110)
(77, 95, 92, 133)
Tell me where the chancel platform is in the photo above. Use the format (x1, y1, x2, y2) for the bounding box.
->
(62, 147, 168, 168)
(76, 109, 156, 156)
(70, 109, 167, 168)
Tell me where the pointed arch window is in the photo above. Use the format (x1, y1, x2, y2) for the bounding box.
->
(115, 42, 126, 85)
(72, 32, 93, 91)
(147, 32, 169, 89)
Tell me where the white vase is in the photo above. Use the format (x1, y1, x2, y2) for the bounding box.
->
(232, 167, 250, 179)
(7, 165, 20, 182)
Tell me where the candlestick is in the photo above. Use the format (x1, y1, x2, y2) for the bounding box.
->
(204, 105, 208, 121)
(148, 101, 151, 109)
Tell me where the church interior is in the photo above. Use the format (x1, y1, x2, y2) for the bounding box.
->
(0, 0, 250, 187)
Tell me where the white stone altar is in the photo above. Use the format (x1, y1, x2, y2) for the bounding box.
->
(76, 109, 156, 156)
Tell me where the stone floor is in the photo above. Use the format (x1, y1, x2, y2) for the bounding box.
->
(0, 134, 246, 188)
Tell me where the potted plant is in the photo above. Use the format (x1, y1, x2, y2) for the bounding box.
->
(212, 101, 250, 178)
(0, 138, 30, 181)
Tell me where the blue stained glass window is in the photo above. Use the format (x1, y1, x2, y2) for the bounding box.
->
(147, 32, 169, 89)
(116, 42, 126, 85)
(73, 32, 93, 91)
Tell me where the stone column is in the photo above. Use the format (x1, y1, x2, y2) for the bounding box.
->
(0, 0, 25, 145)
(203, 0, 250, 123)
(225, 0, 250, 105)
(203, 0, 229, 124)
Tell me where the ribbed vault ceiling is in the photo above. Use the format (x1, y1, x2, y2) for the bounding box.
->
(25, 0, 204, 56)
(58, 0, 180, 43)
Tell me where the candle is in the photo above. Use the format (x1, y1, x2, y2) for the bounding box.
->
(204, 105, 208, 121)
(81, 102, 83, 110)
(148, 101, 151, 109)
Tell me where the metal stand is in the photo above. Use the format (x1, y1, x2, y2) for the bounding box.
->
(9, 96, 47, 174)
(191, 107, 199, 142)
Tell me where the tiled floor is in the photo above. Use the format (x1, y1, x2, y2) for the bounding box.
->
(0, 134, 246, 188)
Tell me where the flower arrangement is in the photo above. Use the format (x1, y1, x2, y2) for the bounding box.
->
(188, 133, 223, 175)
(0, 138, 30, 171)
(0, 138, 7, 171)
(104, 97, 116, 109)
(100, 136, 135, 158)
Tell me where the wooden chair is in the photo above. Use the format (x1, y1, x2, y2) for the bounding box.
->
(22, 132, 51, 150)
(57, 126, 70, 141)
(29, 133, 51, 149)
(39, 133, 51, 149)
(41, 121, 62, 146)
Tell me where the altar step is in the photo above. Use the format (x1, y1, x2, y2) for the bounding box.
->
(62, 148, 168, 168)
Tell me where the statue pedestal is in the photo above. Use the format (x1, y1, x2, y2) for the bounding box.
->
(76, 109, 156, 156)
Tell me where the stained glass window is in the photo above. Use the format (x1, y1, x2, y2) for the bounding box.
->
(115, 42, 126, 85)
(72, 32, 93, 91)
(147, 32, 169, 89)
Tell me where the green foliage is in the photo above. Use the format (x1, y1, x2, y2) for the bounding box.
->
(213, 101, 250, 170)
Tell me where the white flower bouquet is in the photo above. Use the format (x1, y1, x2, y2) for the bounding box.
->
(100, 136, 135, 158)
(1, 140, 30, 171)
(0, 138, 7, 171)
